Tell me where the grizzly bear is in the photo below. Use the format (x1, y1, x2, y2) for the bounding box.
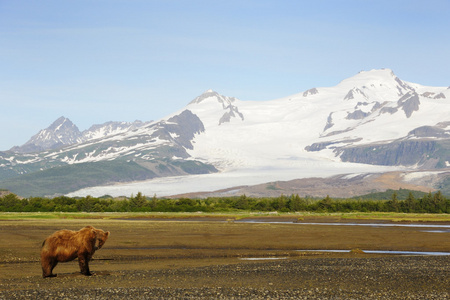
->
(41, 225, 110, 278)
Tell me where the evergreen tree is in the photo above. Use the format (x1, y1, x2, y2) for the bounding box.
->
(130, 192, 146, 210)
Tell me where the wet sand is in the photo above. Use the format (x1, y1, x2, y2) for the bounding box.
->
(0, 215, 449, 299)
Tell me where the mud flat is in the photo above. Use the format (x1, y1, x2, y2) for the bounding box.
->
(0, 214, 449, 299)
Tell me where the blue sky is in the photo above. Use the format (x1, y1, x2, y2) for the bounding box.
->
(1, 0, 449, 150)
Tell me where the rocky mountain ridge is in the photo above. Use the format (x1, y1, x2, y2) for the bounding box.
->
(10, 117, 152, 154)
(0, 109, 217, 196)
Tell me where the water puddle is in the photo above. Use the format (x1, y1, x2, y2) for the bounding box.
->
(117, 217, 450, 231)
(421, 229, 450, 233)
(236, 220, 450, 230)
(297, 250, 450, 256)
(238, 249, 450, 260)
(238, 257, 288, 261)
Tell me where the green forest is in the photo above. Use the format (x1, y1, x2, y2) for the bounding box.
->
(0, 189, 449, 214)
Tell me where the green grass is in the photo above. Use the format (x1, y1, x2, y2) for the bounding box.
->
(1, 211, 449, 222)
(0, 212, 61, 219)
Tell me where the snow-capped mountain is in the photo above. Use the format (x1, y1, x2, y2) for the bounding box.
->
(10, 117, 152, 153)
(10, 117, 82, 153)
(0, 109, 217, 196)
(1, 68, 449, 197)
(183, 69, 449, 172)
(81, 120, 152, 141)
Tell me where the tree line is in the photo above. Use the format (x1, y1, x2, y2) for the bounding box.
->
(0, 190, 449, 214)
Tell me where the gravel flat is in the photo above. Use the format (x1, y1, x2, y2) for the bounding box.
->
(1, 217, 449, 299)
(1, 256, 449, 299)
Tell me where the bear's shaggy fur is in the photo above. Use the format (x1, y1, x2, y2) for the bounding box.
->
(41, 225, 110, 278)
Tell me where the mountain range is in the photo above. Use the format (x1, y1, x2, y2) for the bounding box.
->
(1, 68, 449, 197)
(10, 117, 152, 154)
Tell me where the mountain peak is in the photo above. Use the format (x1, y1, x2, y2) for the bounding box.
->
(11, 117, 82, 153)
(359, 68, 395, 76)
(337, 68, 413, 97)
(48, 116, 77, 131)
(189, 90, 220, 104)
(340, 68, 396, 85)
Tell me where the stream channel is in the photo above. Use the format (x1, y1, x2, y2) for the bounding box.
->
(235, 219, 450, 256)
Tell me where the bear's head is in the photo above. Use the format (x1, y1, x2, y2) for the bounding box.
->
(94, 229, 110, 250)
(81, 226, 110, 251)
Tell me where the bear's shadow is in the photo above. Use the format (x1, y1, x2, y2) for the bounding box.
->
(56, 271, 112, 278)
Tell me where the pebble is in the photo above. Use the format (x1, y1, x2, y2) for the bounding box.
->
(1, 256, 449, 299)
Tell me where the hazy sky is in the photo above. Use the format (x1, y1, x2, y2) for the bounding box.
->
(1, 0, 449, 150)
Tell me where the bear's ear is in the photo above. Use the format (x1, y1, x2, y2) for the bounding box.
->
(89, 227, 97, 239)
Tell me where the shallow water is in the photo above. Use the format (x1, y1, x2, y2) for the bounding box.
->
(421, 229, 450, 233)
(120, 217, 450, 231)
(238, 257, 288, 261)
(297, 249, 450, 256)
(237, 249, 450, 260)
(236, 220, 450, 229)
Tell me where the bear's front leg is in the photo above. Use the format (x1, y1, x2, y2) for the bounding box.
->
(42, 258, 58, 278)
(78, 253, 92, 276)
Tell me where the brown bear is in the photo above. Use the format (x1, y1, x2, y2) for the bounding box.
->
(41, 225, 110, 278)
